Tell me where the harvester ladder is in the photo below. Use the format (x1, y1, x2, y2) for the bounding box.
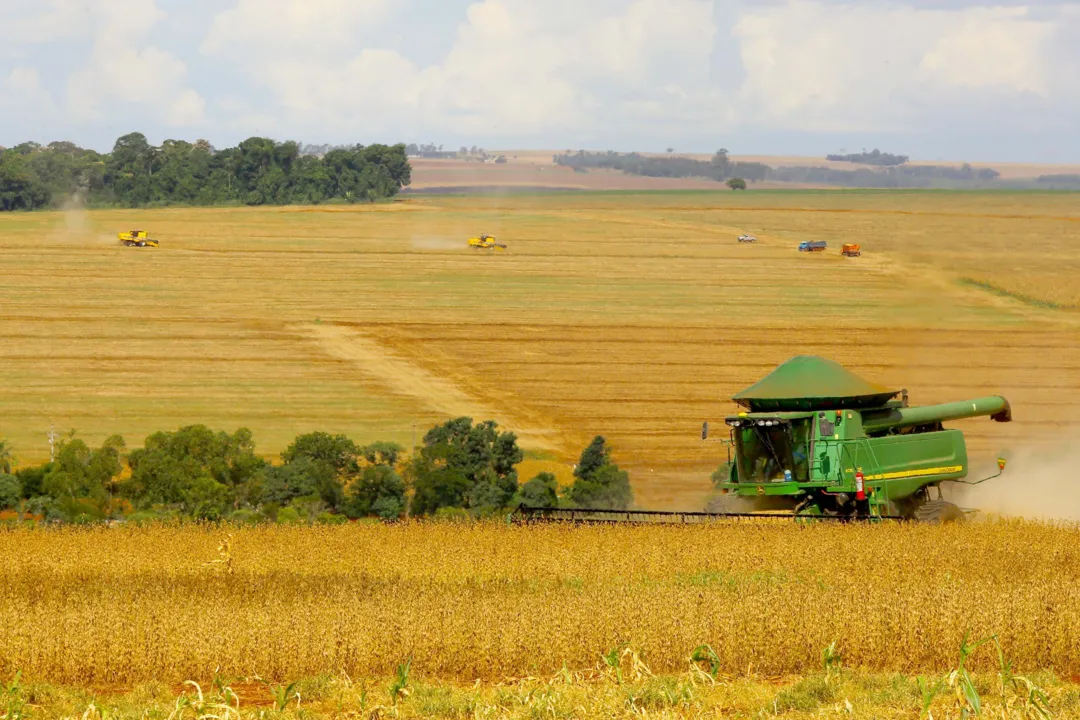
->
(853, 438, 890, 516)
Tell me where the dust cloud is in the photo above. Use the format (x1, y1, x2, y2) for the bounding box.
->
(58, 189, 90, 239)
(54, 190, 114, 246)
(409, 235, 462, 251)
(953, 436, 1080, 522)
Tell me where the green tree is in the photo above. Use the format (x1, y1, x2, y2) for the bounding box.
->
(3, 133, 411, 211)
(345, 465, 406, 519)
(0, 440, 13, 474)
(15, 463, 50, 499)
(514, 472, 559, 508)
(0, 152, 50, 210)
(263, 456, 325, 506)
(106, 132, 154, 206)
(283, 432, 360, 473)
(408, 417, 523, 515)
(41, 435, 126, 507)
(574, 437, 608, 483)
(0, 474, 20, 509)
(709, 148, 731, 179)
(125, 425, 265, 518)
(567, 436, 632, 510)
(360, 441, 404, 467)
(726, 177, 747, 190)
(280, 431, 362, 511)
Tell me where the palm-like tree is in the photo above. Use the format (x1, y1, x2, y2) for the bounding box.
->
(0, 440, 13, 475)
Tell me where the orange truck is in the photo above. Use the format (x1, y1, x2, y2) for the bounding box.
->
(842, 243, 861, 257)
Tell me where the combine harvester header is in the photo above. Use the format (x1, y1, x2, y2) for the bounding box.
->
(517, 356, 1011, 524)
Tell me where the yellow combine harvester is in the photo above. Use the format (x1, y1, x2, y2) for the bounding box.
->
(119, 230, 159, 248)
(468, 234, 506, 250)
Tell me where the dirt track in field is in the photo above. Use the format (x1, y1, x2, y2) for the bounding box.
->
(302, 322, 566, 453)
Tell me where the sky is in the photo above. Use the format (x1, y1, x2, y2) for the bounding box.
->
(1, 0, 1078, 162)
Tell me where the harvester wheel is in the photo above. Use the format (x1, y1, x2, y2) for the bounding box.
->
(913, 499, 965, 524)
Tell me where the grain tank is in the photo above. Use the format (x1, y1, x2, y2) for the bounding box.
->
(711, 356, 1011, 521)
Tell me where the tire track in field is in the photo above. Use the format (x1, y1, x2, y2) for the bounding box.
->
(299, 322, 569, 454)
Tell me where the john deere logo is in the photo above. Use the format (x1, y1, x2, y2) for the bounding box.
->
(757, 485, 764, 495)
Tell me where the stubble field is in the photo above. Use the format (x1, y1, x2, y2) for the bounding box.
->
(1, 190, 1080, 509)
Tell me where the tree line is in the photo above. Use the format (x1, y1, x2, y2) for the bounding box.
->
(0, 133, 412, 211)
(769, 162, 1001, 187)
(405, 143, 457, 159)
(0, 418, 632, 524)
(1034, 174, 1080, 189)
(553, 149, 770, 183)
(552, 149, 1008, 189)
(826, 149, 909, 166)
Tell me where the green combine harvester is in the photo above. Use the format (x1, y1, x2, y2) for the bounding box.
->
(707, 355, 1010, 522)
(516, 356, 1011, 524)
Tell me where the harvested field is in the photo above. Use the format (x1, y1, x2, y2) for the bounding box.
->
(1, 191, 1079, 509)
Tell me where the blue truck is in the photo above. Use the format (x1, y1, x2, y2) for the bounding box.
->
(798, 240, 827, 252)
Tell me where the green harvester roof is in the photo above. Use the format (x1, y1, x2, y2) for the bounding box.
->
(732, 356, 899, 412)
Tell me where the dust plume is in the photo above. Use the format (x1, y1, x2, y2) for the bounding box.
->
(58, 189, 90, 239)
(54, 189, 113, 245)
(953, 437, 1080, 522)
(409, 235, 462, 250)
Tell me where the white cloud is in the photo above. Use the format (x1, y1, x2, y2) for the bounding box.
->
(0, 67, 57, 117)
(202, 0, 718, 139)
(2, 0, 1078, 154)
(732, 1, 1062, 132)
(920, 8, 1053, 96)
(202, 0, 392, 56)
(0, 0, 93, 44)
(60, 0, 206, 127)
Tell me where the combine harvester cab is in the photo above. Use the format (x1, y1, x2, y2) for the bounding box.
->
(713, 356, 1011, 522)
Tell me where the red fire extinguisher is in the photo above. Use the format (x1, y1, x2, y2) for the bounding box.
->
(855, 469, 866, 501)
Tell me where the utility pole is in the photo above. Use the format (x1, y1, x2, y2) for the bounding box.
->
(47, 422, 59, 462)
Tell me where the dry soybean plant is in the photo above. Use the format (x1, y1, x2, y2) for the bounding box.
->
(1, 519, 1080, 686)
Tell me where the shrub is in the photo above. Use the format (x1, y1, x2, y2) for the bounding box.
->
(567, 437, 633, 510)
(315, 511, 347, 525)
(345, 465, 405, 519)
(514, 472, 558, 508)
(276, 506, 303, 525)
(371, 495, 404, 520)
(0, 474, 21, 510)
(432, 506, 471, 523)
(228, 509, 262, 525)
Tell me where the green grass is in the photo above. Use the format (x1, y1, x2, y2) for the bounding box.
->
(3, 670, 1075, 719)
